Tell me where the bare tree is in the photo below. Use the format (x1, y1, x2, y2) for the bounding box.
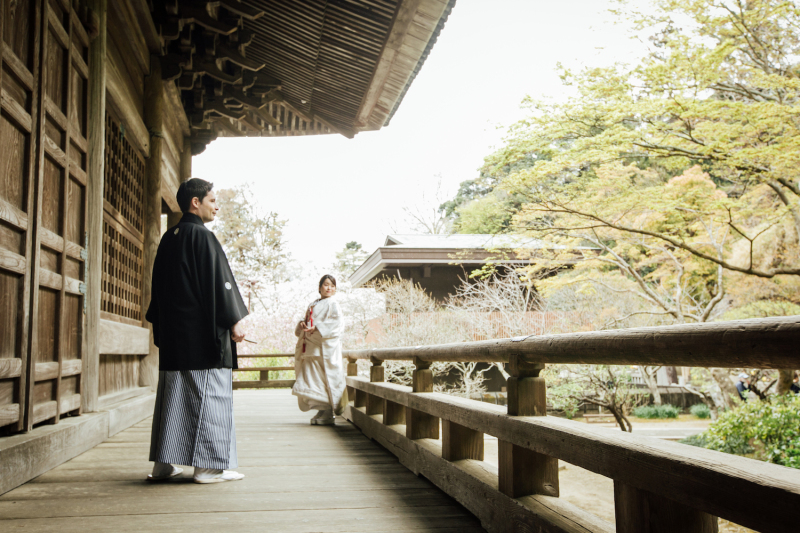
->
(390, 174, 453, 235)
(547, 365, 637, 432)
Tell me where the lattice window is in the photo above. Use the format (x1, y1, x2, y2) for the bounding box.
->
(102, 110, 145, 323)
(102, 221, 143, 321)
(104, 112, 145, 233)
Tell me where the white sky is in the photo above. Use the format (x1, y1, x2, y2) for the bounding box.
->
(194, 0, 642, 270)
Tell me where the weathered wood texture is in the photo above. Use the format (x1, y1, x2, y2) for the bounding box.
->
(83, 0, 107, 413)
(406, 358, 438, 440)
(614, 481, 718, 533)
(366, 360, 385, 416)
(166, 135, 190, 228)
(345, 315, 800, 368)
(346, 404, 613, 533)
(6, 0, 93, 432)
(442, 420, 483, 461)
(102, 107, 145, 324)
(146, 0, 455, 153)
(0, 388, 154, 495)
(233, 354, 295, 389)
(139, 54, 162, 390)
(232, 379, 295, 390)
(346, 376, 799, 533)
(0, 390, 484, 533)
(98, 318, 148, 355)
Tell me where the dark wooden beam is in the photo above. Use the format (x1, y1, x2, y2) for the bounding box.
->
(83, 0, 107, 414)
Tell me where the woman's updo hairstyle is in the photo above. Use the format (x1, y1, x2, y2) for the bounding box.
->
(319, 274, 337, 289)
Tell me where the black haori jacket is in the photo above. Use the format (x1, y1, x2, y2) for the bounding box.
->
(146, 213, 249, 371)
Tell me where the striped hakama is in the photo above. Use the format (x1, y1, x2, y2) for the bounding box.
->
(149, 368, 238, 469)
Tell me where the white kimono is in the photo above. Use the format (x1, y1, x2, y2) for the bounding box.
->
(292, 297, 347, 415)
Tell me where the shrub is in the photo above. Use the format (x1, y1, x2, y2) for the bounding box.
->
(690, 403, 711, 419)
(680, 430, 754, 455)
(633, 404, 680, 419)
(680, 395, 800, 468)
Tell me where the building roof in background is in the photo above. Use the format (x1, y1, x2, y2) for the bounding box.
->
(383, 234, 549, 248)
(350, 233, 558, 288)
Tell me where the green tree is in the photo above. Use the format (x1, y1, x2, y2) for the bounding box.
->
(465, 0, 800, 397)
(333, 241, 369, 276)
(214, 184, 292, 287)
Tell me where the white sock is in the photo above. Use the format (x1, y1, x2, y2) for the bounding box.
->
(151, 462, 175, 477)
(194, 467, 223, 479)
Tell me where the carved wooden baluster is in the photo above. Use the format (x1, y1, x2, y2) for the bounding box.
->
(405, 357, 439, 439)
(498, 355, 559, 498)
(614, 480, 718, 532)
(366, 356, 384, 416)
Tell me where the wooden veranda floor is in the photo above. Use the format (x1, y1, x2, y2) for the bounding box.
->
(0, 390, 484, 532)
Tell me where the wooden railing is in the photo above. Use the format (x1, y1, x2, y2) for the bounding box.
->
(342, 316, 800, 533)
(232, 354, 295, 389)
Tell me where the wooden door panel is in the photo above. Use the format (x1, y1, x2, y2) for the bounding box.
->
(0, 0, 40, 434)
(40, 156, 62, 233)
(23, 0, 88, 429)
(3, 0, 35, 71)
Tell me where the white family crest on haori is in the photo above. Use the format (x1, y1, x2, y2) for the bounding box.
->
(292, 296, 347, 415)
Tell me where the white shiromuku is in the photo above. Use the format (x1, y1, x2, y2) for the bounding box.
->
(292, 297, 347, 414)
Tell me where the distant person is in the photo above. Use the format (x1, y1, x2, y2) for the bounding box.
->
(146, 178, 249, 484)
(292, 275, 347, 425)
(736, 372, 751, 401)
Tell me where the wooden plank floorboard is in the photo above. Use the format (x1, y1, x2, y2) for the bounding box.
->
(0, 390, 484, 532)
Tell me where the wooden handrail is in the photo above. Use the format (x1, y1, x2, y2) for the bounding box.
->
(344, 315, 800, 368)
(233, 353, 295, 390)
(346, 376, 798, 532)
(236, 353, 294, 359)
(340, 317, 800, 532)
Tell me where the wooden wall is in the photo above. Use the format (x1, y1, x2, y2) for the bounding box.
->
(1, 0, 189, 435)
(0, 0, 91, 434)
(95, 0, 188, 403)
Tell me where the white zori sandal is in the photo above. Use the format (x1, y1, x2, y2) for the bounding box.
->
(147, 462, 183, 481)
(310, 409, 335, 425)
(193, 468, 245, 484)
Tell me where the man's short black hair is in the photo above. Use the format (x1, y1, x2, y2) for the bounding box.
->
(176, 178, 214, 213)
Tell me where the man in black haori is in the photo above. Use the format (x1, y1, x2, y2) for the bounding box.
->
(146, 178, 249, 484)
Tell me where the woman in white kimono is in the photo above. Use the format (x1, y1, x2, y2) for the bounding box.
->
(292, 275, 347, 425)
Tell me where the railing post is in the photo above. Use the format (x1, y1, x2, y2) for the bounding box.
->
(366, 356, 384, 416)
(499, 355, 559, 498)
(351, 357, 367, 408)
(442, 419, 484, 461)
(406, 357, 439, 439)
(614, 481, 718, 533)
(346, 357, 358, 402)
(259, 370, 269, 383)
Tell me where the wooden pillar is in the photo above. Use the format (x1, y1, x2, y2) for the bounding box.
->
(384, 397, 406, 426)
(140, 56, 163, 390)
(406, 357, 439, 440)
(346, 357, 358, 402)
(499, 356, 559, 498)
(614, 481, 718, 533)
(167, 136, 191, 228)
(82, 0, 107, 413)
(442, 420, 484, 461)
(366, 357, 384, 416)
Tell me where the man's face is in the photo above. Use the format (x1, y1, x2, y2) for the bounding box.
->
(192, 190, 218, 223)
